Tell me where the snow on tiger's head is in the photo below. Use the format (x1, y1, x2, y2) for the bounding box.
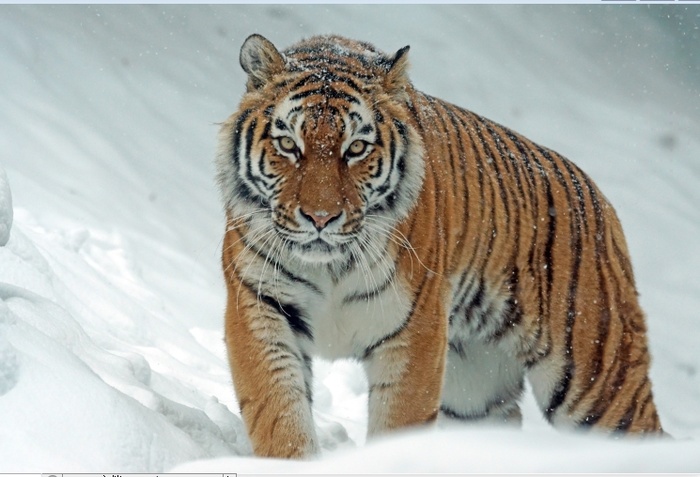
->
(216, 34, 424, 265)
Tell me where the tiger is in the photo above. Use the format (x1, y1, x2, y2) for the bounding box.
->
(216, 33, 664, 458)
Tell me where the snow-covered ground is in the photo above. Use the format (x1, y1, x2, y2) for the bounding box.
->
(1, 4, 699, 473)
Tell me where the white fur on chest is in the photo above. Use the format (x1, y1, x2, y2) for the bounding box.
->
(291, 264, 411, 361)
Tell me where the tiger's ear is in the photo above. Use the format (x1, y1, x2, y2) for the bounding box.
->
(384, 45, 411, 98)
(240, 34, 286, 91)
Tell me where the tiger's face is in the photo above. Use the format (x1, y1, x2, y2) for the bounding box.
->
(217, 35, 424, 266)
(262, 94, 391, 263)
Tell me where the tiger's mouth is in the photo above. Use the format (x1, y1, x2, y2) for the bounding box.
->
(288, 236, 352, 263)
(268, 206, 364, 264)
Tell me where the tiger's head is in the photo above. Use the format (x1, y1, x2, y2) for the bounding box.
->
(217, 34, 425, 266)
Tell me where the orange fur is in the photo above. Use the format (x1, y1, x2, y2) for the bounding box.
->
(217, 34, 663, 458)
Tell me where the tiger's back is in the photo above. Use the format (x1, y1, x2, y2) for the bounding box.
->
(217, 34, 662, 458)
(404, 92, 661, 432)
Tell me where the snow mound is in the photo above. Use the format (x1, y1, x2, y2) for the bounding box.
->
(0, 215, 250, 471)
(0, 166, 12, 246)
(173, 427, 699, 474)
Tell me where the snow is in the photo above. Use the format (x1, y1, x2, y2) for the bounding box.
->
(1, 3, 699, 473)
(173, 428, 700, 474)
(0, 167, 11, 247)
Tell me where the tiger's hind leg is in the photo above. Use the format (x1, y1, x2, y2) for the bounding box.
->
(525, 302, 663, 435)
(523, 276, 664, 435)
(440, 338, 525, 427)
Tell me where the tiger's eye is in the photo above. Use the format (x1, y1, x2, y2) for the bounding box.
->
(277, 136, 297, 154)
(347, 140, 367, 157)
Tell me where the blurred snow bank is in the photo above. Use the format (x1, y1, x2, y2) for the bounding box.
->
(0, 166, 12, 246)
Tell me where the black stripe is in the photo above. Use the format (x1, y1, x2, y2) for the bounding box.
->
(286, 49, 375, 71)
(455, 281, 481, 331)
(374, 124, 385, 149)
(441, 405, 489, 421)
(462, 117, 490, 277)
(244, 118, 256, 162)
(257, 150, 275, 181)
(358, 123, 374, 135)
(507, 133, 541, 264)
(473, 118, 511, 232)
(538, 148, 579, 421)
(243, 119, 268, 197)
(287, 70, 365, 95)
(468, 120, 500, 280)
(277, 268, 323, 297)
(230, 114, 268, 206)
(426, 97, 459, 201)
(614, 378, 648, 433)
(260, 120, 272, 140)
(443, 105, 471, 251)
(342, 268, 396, 304)
(289, 86, 360, 104)
(368, 143, 385, 179)
(448, 340, 466, 359)
(369, 382, 396, 393)
(263, 104, 275, 117)
(450, 269, 476, 317)
(544, 366, 573, 421)
(374, 109, 385, 124)
(560, 155, 589, 236)
(259, 294, 313, 340)
(487, 123, 526, 268)
(361, 257, 431, 360)
(371, 120, 403, 197)
(233, 181, 265, 208)
(487, 285, 523, 343)
(239, 234, 324, 297)
(612, 234, 634, 284)
(638, 392, 654, 423)
(441, 382, 523, 421)
(569, 171, 610, 406)
(302, 354, 314, 404)
(503, 134, 552, 367)
(286, 105, 303, 120)
(274, 118, 289, 132)
(579, 412, 602, 428)
(231, 109, 253, 170)
(543, 183, 556, 309)
(266, 340, 302, 366)
(361, 313, 410, 360)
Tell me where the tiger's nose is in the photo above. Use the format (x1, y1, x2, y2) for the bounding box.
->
(299, 208, 341, 230)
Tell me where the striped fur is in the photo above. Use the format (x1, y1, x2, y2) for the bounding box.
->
(217, 34, 663, 458)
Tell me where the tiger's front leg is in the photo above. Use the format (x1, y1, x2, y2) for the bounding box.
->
(362, 288, 448, 437)
(224, 283, 319, 458)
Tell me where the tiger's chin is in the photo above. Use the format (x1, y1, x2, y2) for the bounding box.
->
(289, 239, 352, 266)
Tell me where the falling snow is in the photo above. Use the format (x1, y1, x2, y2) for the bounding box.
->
(1, 4, 699, 473)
